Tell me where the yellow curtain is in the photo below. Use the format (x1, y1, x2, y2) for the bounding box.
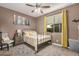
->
(44, 16, 47, 33)
(61, 9, 68, 48)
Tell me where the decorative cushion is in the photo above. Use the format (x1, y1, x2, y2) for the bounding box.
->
(23, 30, 37, 38)
(24, 31, 30, 36)
(2, 32, 10, 42)
(2, 37, 10, 42)
(2, 40, 14, 44)
(29, 31, 37, 36)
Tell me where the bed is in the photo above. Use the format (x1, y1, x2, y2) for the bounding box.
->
(23, 30, 51, 52)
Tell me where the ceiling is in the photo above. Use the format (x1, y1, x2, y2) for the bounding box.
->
(0, 3, 74, 17)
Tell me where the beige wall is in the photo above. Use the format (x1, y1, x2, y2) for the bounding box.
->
(0, 7, 37, 39)
(0, 4, 79, 43)
(66, 4, 79, 40)
(36, 16, 44, 33)
(36, 4, 79, 44)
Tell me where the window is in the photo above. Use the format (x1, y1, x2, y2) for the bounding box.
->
(47, 24, 53, 32)
(54, 23, 62, 32)
(46, 13, 62, 32)
(54, 24, 59, 32)
(47, 15, 54, 32)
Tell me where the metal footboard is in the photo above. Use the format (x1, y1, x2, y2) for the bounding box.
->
(23, 31, 51, 53)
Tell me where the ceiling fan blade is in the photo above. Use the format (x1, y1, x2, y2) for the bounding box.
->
(31, 9, 35, 13)
(36, 3, 41, 8)
(36, 3, 38, 7)
(41, 6, 50, 8)
(26, 4, 35, 7)
(40, 10, 43, 13)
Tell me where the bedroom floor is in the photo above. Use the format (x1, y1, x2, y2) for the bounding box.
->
(0, 44, 79, 56)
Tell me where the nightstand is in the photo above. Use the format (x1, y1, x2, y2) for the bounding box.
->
(13, 30, 24, 45)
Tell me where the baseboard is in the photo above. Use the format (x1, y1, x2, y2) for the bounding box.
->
(52, 43, 62, 47)
(68, 47, 71, 49)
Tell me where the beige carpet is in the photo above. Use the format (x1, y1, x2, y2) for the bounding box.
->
(0, 44, 79, 56)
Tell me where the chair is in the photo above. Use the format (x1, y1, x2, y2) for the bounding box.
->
(0, 32, 14, 50)
(0, 32, 9, 50)
(0, 43, 9, 50)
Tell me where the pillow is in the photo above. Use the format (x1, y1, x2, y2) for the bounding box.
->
(24, 30, 37, 37)
(29, 31, 37, 36)
(3, 37, 10, 41)
(24, 31, 30, 37)
(2, 32, 10, 41)
(29, 32, 32, 36)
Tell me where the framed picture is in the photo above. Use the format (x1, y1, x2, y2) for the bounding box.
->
(13, 14, 30, 25)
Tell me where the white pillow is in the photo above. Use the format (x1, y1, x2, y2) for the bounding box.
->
(3, 37, 10, 41)
(2, 32, 10, 41)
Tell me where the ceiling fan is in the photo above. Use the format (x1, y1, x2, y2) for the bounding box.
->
(25, 3, 50, 13)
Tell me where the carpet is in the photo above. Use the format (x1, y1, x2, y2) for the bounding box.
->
(0, 44, 79, 56)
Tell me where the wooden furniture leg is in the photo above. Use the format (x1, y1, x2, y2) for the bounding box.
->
(1, 44, 3, 50)
(35, 45, 38, 54)
(7, 44, 9, 51)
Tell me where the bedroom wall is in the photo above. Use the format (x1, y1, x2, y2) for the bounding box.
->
(0, 6, 37, 39)
(36, 4, 79, 44)
(0, 4, 79, 51)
